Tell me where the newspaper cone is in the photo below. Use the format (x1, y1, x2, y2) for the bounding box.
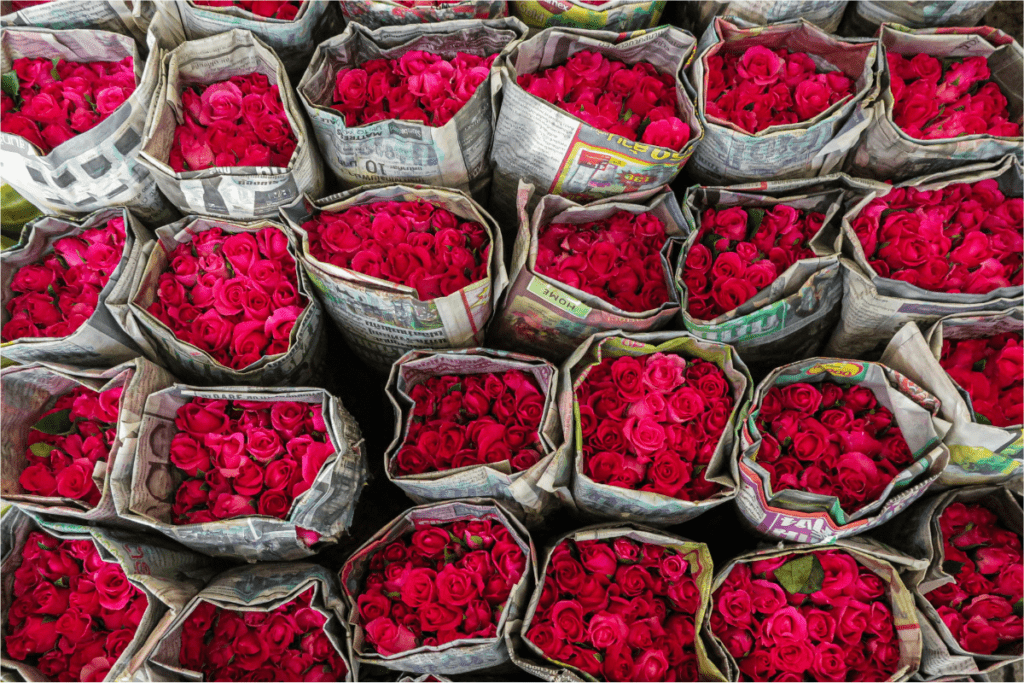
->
(684, 0, 848, 37)
(338, 0, 507, 29)
(511, 0, 665, 33)
(841, 1, 997, 36)
(0, 0, 155, 46)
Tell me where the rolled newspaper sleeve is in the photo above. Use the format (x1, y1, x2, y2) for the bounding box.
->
(117, 214, 326, 386)
(1, 207, 155, 367)
(682, 0, 849, 38)
(702, 537, 925, 682)
(0, 28, 176, 224)
(687, 17, 878, 186)
(297, 18, 526, 202)
(0, 505, 216, 683)
(0, 0, 154, 46)
(339, 499, 536, 675)
(113, 384, 368, 563)
(337, 0, 509, 31)
(841, 1, 997, 36)
(491, 182, 687, 363)
(138, 28, 324, 221)
(279, 185, 507, 373)
(512, 0, 666, 33)
(826, 155, 1023, 360)
(1, 357, 175, 529)
(143, 562, 354, 682)
(845, 25, 1023, 182)
(489, 24, 703, 227)
(559, 330, 752, 527)
(736, 357, 950, 544)
(510, 523, 719, 681)
(383, 347, 565, 522)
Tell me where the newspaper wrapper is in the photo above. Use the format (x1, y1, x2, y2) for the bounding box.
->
(842, 1, 997, 36)
(826, 156, 1024, 359)
(737, 357, 950, 544)
(144, 562, 354, 682)
(1, 0, 154, 47)
(280, 185, 507, 373)
(703, 537, 925, 682)
(687, 17, 878, 185)
(0, 28, 176, 224)
(561, 330, 752, 526)
(675, 174, 889, 369)
(384, 348, 565, 523)
(1, 207, 153, 367)
(509, 523, 722, 681)
(511, 0, 665, 33)
(846, 25, 1023, 182)
(881, 318, 1023, 491)
(0, 505, 216, 683)
(297, 18, 526, 201)
(490, 183, 686, 363)
(114, 384, 367, 563)
(1, 358, 174, 529)
(340, 499, 536, 674)
(138, 29, 324, 221)
(489, 24, 703, 227)
(337, 0, 508, 30)
(871, 486, 1024, 678)
(684, 0, 848, 36)
(117, 214, 326, 386)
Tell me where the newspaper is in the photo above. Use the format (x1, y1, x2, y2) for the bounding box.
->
(337, 0, 508, 30)
(297, 18, 525, 202)
(1, 358, 174, 530)
(508, 523, 721, 682)
(489, 24, 702, 227)
(511, 0, 665, 33)
(704, 537, 926, 682)
(826, 156, 1023, 359)
(383, 348, 566, 523)
(675, 174, 888, 368)
(138, 29, 324, 221)
(560, 330, 752, 527)
(846, 26, 1023, 182)
(871, 487, 1023, 677)
(0, 28, 176, 223)
(339, 500, 536, 675)
(736, 358, 950, 544)
(687, 17, 879, 185)
(1, 208, 153, 367)
(881, 317, 1023, 491)
(1, 0, 154, 46)
(151, 0, 342, 77)
(685, 0, 848, 36)
(842, 1, 997, 35)
(144, 562, 354, 682)
(280, 185, 507, 373)
(0, 505, 216, 682)
(114, 384, 367, 563)
(117, 215, 327, 386)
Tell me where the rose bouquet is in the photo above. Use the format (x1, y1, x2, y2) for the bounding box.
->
(193, 0, 303, 19)
(340, 500, 535, 674)
(940, 331, 1022, 428)
(337, 0, 507, 30)
(517, 524, 715, 681)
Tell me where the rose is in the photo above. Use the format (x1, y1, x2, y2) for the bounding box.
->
(365, 617, 417, 656)
(737, 46, 785, 87)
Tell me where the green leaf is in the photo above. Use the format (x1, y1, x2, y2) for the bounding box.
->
(50, 57, 59, 80)
(972, 359, 987, 372)
(29, 442, 56, 459)
(31, 409, 74, 435)
(469, 534, 483, 547)
(42, 615, 58, 623)
(53, 576, 69, 588)
(448, 382, 462, 394)
(943, 560, 965, 577)
(775, 555, 825, 595)
(1014, 600, 1022, 617)
(746, 207, 766, 235)
(1, 71, 19, 98)
(976, 413, 993, 426)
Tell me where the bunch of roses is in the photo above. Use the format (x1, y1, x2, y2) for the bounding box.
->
(754, 381, 915, 514)
(576, 353, 733, 501)
(940, 332, 1023, 428)
(169, 397, 335, 528)
(356, 519, 526, 655)
(924, 502, 1023, 655)
(332, 51, 497, 128)
(302, 199, 490, 301)
(705, 46, 855, 134)
(5, 531, 148, 682)
(888, 54, 1021, 140)
(18, 384, 122, 506)
(168, 72, 296, 172)
(178, 587, 348, 680)
(146, 226, 308, 370)
(535, 210, 671, 313)
(711, 549, 900, 681)
(394, 369, 545, 475)
(194, 0, 304, 20)
(3, 216, 126, 342)
(683, 204, 826, 320)
(525, 536, 702, 681)
(1, 56, 135, 154)
(850, 179, 1022, 293)
(518, 51, 691, 150)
